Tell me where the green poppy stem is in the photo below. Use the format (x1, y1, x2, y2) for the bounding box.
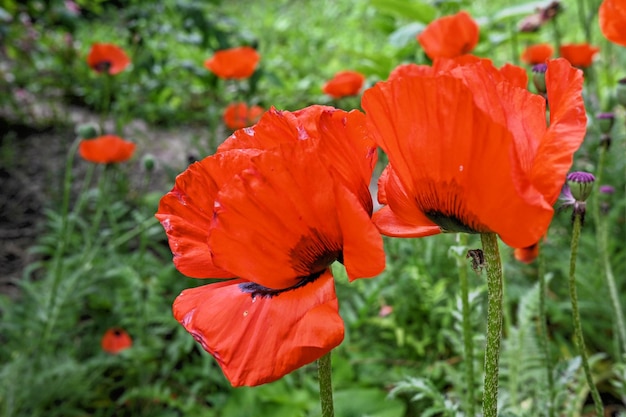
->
(318, 351, 335, 417)
(538, 246, 555, 417)
(457, 234, 476, 416)
(480, 233, 503, 417)
(568, 212, 604, 416)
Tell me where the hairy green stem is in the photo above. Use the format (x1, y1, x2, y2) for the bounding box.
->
(568, 213, 604, 416)
(480, 233, 503, 417)
(457, 234, 476, 416)
(318, 352, 335, 417)
(538, 245, 555, 417)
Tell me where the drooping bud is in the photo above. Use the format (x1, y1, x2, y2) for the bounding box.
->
(75, 122, 101, 139)
(532, 63, 547, 94)
(566, 171, 595, 202)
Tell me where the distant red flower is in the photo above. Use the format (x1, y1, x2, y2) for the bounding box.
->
(204, 46, 260, 79)
(599, 0, 626, 47)
(417, 11, 479, 59)
(322, 70, 366, 98)
(559, 43, 600, 68)
(87, 43, 130, 75)
(101, 328, 132, 354)
(222, 102, 264, 130)
(521, 44, 554, 65)
(156, 107, 384, 387)
(514, 243, 540, 263)
(362, 57, 586, 248)
(79, 135, 136, 164)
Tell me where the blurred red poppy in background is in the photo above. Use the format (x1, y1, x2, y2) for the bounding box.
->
(87, 43, 131, 75)
(417, 11, 479, 59)
(156, 107, 384, 387)
(101, 328, 132, 354)
(222, 102, 264, 130)
(362, 57, 586, 249)
(559, 43, 600, 68)
(204, 46, 260, 79)
(521, 43, 553, 65)
(322, 70, 366, 98)
(514, 243, 540, 264)
(599, 0, 626, 47)
(79, 135, 136, 164)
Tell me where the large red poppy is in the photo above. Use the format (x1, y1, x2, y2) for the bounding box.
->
(599, 0, 626, 47)
(417, 11, 479, 59)
(79, 135, 135, 164)
(101, 328, 133, 354)
(323, 70, 366, 98)
(204, 46, 260, 79)
(222, 102, 264, 130)
(559, 43, 600, 68)
(521, 43, 554, 65)
(156, 107, 384, 386)
(362, 57, 586, 249)
(87, 43, 131, 75)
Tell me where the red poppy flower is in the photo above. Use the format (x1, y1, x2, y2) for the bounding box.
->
(322, 70, 366, 98)
(521, 44, 554, 65)
(87, 43, 131, 75)
(222, 102, 264, 130)
(79, 135, 136, 164)
(417, 11, 479, 59)
(599, 0, 626, 47)
(362, 57, 587, 249)
(204, 46, 260, 80)
(101, 328, 133, 354)
(559, 43, 600, 68)
(156, 107, 384, 386)
(514, 243, 540, 263)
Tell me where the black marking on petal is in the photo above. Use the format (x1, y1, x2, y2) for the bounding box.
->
(414, 179, 488, 234)
(239, 269, 326, 299)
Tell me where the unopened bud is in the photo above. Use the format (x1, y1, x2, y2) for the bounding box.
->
(75, 122, 101, 139)
(532, 64, 547, 94)
(596, 112, 615, 134)
(142, 153, 155, 171)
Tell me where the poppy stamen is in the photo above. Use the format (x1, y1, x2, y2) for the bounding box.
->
(94, 61, 112, 73)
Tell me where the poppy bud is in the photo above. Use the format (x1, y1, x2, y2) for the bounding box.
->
(532, 64, 547, 94)
(75, 122, 101, 140)
(600, 133, 612, 150)
(616, 78, 626, 107)
(142, 153, 155, 171)
(566, 171, 595, 202)
(596, 112, 615, 134)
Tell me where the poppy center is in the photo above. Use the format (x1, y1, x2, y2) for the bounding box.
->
(424, 211, 478, 234)
(94, 60, 112, 73)
(413, 179, 488, 234)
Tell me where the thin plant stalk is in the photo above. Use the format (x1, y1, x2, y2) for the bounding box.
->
(457, 234, 476, 416)
(568, 213, 604, 416)
(538, 244, 555, 417)
(480, 233, 504, 417)
(318, 352, 335, 417)
(593, 146, 626, 356)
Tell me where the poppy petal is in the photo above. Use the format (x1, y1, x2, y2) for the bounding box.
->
(531, 58, 587, 204)
(172, 271, 344, 387)
(156, 150, 260, 278)
(418, 11, 479, 59)
(79, 135, 135, 164)
(210, 142, 341, 289)
(335, 183, 385, 280)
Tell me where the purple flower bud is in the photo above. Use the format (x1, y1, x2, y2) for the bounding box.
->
(566, 171, 595, 202)
(596, 112, 615, 134)
(532, 64, 548, 94)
